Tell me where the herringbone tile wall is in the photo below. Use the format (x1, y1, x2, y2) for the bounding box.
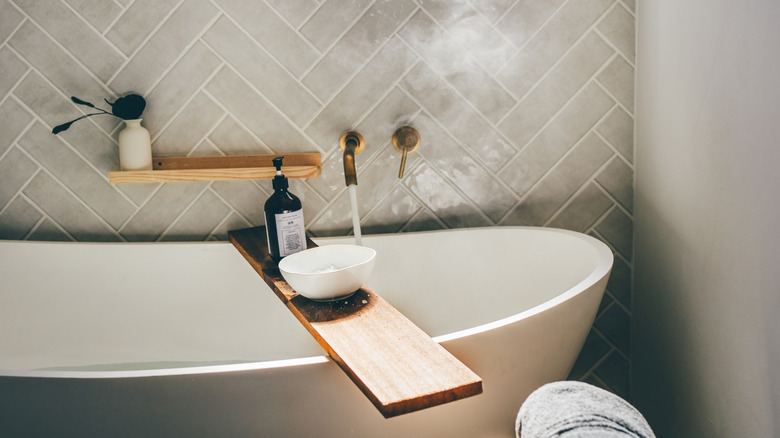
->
(0, 0, 634, 397)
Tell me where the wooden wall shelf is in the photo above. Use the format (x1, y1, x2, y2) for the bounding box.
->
(228, 226, 483, 418)
(108, 153, 321, 184)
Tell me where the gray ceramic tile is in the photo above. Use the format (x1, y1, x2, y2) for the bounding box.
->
(594, 351, 630, 399)
(351, 86, 421, 165)
(161, 189, 231, 241)
(110, 0, 218, 94)
(14, 72, 119, 172)
(596, 207, 633, 261)
(142, 42, 222, 138)
(357, 141, 421, 211)
(8, 21, 117, 134)
(400, 62, 516, 171)
(607, 256, 632, 309)
(203, 16, 321, 126)
(216, 0, 319, 78)
(598, 4, 636, 62)
(305, 36, 418, 147)
(597, 107, 634, 163)
(596, 156, 634, 213)
(208, 116, 272, 156)
(206, 67, 318, 153)
(399, 10, 516, 123)
(500, 32, 614, 150)
(467, 0, 519, 24)
(498, 0, 613, 98)
(0, 196, 41, 240)
(27, 217, 73, 241)
(211, 180, 269, 227)
(414, 113, 515, 222)
(303, 0, 416, 101)
(0, 98, 33, 157)
(494, 0, 564, 47)
(154, 92, 224, 156)
(404, 162, 490, 228)
(15, 0, 124, 82)
(598, 56, 635, 112)
(568, 330, 611, 380)
(18, 122, 135, 230)
(0, 0, 24, 43)
(502, 133, 612, 226)
(120, 181, 208, 241)
(22, 172, 119, 241)
(419, 0, 518, 72)
(0, 147, 38, 208)
(106, 0, 179, 56)
(308, 147, 349, 202)
(622, 0, 636, 13)
(308, 188, 353, 237)
(401, 208, 444, 233)
(209, 211, 253, 241)
(64, 0, 124, 34)
(595, 303, 631, 355)
(0, 45, 27, 100)
(499, 83, 615, 196)
(264, 0, 320, 29)
(300, 0, 374, 52)
(361, 185, 421, 235)
(548, 183, 613, 233)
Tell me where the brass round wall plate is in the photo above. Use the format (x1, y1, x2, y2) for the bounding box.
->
(340, 131, 365, 154)
(392, 126, 420, 153)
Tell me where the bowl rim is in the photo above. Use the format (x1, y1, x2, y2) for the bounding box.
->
(278, 244, 376, 276)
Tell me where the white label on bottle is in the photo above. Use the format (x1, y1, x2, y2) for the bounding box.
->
(275, 209, 306, 257)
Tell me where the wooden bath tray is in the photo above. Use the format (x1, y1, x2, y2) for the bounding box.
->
(228, 226, 483, 418)
(108, 153, 321, 183)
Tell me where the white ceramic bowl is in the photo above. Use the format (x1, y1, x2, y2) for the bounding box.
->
(278, 244, 376, 302)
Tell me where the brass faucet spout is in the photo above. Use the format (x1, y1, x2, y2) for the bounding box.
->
(340, 131, 364, 187)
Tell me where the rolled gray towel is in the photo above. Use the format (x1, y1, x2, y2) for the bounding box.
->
(516, 381, 655, 438)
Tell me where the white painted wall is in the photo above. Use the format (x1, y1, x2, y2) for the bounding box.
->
(634, 1, 780, 436)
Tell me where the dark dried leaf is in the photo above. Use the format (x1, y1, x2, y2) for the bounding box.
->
(52, 121, 74, 134)
(71, 96, 96, 109)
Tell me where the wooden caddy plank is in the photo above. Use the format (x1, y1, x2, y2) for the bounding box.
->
(109, 153, 321, 183)
(228, 227, 483, 418)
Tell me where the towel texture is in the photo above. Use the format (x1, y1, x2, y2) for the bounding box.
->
(516, 381, 655, 438)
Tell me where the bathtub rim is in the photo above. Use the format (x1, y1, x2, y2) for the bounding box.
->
(0, 226, 612, 380)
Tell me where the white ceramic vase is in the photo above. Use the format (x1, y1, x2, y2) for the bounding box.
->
(118, 118, 152, 171)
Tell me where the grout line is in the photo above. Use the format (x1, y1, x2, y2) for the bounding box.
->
(541, 151, 618, 228)
(398, 92, 522, 207)
(13, 13, 118, 98)
(592, 177, 634, 220)
(299, 6, 421, 131)
(496, 97, 618, 225)
(0, 10, 27, 47)
(26, 165, 126, 241)
(593, 27, 636, 69)
(593, 127, 635, 169)
(293, 0, 376, 61)
(154, 182, 213, 242)
(58, 0, 127, 59)
(206, 2, 324, 94)
(101, 0, 132, 38)
(493, 0, 570, 78)
(106, 0, 185, 83)
(126, 6, 221, 97)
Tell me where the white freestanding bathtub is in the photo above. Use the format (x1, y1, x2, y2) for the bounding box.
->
(0, 227, 612, 438)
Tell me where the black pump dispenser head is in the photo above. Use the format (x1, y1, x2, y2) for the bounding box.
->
(272, 156, 288, 190)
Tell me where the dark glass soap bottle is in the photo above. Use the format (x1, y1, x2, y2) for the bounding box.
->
(264, 156, 306, 261)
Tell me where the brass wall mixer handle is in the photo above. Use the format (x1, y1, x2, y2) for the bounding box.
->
(392, 126, 420, 178)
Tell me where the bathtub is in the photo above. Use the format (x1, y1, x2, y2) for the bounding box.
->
(0, 227, 612, 438)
